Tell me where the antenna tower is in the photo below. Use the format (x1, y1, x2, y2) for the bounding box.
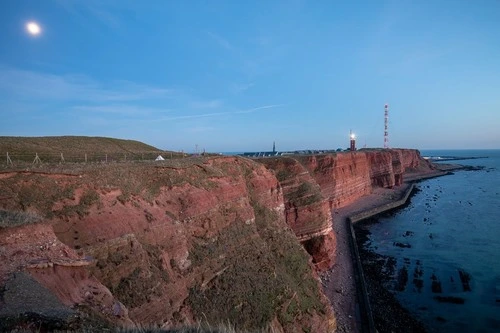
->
(384, 104, 389, 149)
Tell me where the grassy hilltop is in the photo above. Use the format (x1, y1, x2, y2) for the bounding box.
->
(0, 139, 336, 332)
(0, 136, 184, 163)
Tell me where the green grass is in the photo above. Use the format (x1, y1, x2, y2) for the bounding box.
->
(2, 173, 77, 217)
(285, 182, 322, 207)
(94, 242, 170, 309)
(55, 188, 100, 218)
(0, 156, 230, 215)
(0, 156, 329, 331)
(1, 320, 276, 333)
(188, 202, 325, 332)
(118, 322, 282, 333)
(0, 136, 185, 164)
(256, 157, 297, 182)
(258, 158, 323, 207)
(0, 136, 159, 154)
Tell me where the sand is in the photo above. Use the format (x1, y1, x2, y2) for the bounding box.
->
(322, 168, 450, 332)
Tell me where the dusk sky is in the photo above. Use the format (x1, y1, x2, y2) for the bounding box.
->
(1, 0, 499, 152)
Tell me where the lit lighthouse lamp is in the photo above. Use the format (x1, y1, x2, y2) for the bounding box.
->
(350, 132, 356, 151)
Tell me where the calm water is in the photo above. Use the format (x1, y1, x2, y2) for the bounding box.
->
(360, 150, 500, 332)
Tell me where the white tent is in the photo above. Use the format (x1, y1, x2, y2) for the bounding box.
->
(155, 155, 165, 161)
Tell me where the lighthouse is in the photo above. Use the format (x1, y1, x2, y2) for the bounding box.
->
(350, 130, 356, 151)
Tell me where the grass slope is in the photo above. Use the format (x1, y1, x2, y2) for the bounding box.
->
(0, 136, 183, 163)
(0, 136, 160, 154)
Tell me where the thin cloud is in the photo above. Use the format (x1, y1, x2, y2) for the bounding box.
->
(86, 4, 121, 28)
(235, 104, 285, 114)
(53, 0, 121, 29)
(159, 104, 285, 121)
(0, 66, 174, 102)
(206, 31, 235, 51)
(204, 30, 287, 79)
(231, 82, 254, 94)
(378, 47, 450, 76)
(72, 104, 173, 116)
(160, 112, 228, 121)
(189, 99, 224, 109)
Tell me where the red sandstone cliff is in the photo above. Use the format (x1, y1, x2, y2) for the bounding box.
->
(0, 149, 432, 331)
(295, 153, 373, 209)
(259, 149, 432, 272)
(257, 157, 336, 271)
(269, 149, 428, 212)
(0, 156, 335, 332)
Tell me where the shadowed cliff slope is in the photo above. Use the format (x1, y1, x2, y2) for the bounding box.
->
(256, 157, 336, 271)
(258, 149, 433, 271)
(0, 156, 335, 332)
(0, 137, 434, 332)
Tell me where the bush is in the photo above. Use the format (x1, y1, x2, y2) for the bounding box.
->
(286, 182, 322, 207)
(0, 209, 42, 228)
(117, 322, 275, 332)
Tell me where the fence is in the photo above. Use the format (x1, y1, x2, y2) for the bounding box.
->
(2, 151, 187, 166)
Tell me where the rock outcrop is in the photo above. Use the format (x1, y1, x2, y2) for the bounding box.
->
(0, 156, 335, 332)
(0, 149, 432, 332)
(0, 222, 132, 330)
(259, 149, 431, 271)
(257, 157, 336, 271)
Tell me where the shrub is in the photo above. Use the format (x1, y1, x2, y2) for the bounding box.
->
(0, 209, 42, 228)
(286, 182, 322, 207)
(117, 322, 277, 332)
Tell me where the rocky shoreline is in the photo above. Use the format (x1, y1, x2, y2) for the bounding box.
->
(354, 222, 427, 333)
(322, 166, 456, 333)
(0, 148, 467, 332)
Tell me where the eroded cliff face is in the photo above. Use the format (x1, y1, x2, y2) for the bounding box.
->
(259, 149, 432, 272)
(0, 156, 335, 332)
(295, 153, 373, 209)
(367, 150, 397, 188)
(257, 157, 336, 271)
(0, 149, 431, 331)
(400, 148, 425, 169)
(264, 149, 427, 212)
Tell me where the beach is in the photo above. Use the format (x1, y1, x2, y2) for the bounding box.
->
(321, 166, 453, 332)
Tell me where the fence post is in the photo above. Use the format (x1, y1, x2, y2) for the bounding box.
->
(106, 154, 108, 163)
(85, 153, 87, 163)
(33, 153, 42, 164)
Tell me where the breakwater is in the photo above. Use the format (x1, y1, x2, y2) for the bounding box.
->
(356, 150, 500, 332)
(347, 183, 418, 333)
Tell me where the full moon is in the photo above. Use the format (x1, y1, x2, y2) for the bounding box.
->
(26, 21, 41, 36)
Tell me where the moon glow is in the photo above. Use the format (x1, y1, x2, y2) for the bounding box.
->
(26, 22, 41, 36)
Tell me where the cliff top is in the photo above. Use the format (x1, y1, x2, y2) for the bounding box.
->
(0, 136, 187, 164)
(0, 136, 161, 154)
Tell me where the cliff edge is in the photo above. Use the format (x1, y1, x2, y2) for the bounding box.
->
(258, 149, 433, 271)
(0, 156, 335, 332)
(0, 147, 434, 332)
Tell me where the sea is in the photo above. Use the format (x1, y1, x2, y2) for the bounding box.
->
(357, 150, 500, 332)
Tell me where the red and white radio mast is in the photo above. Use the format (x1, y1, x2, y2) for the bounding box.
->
(384, 104, 389, 149)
